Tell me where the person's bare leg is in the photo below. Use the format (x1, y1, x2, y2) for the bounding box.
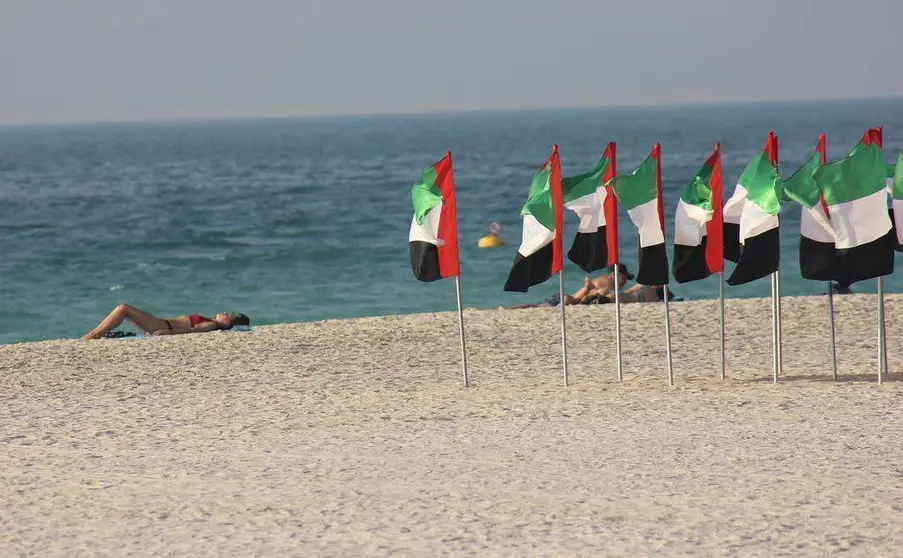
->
(564, 276, 596, 305)
(569, 276, 594, 300)
(82, 305, 127, 339)
(82, 304, 168, 339)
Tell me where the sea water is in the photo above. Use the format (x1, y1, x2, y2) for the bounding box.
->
(2, 98, 903, 344)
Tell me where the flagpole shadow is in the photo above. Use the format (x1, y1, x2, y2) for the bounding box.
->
(738, 372, 903, 384)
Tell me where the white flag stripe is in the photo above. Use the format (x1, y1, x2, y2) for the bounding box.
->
(723, 183, 746, 225)
(516, 214, 555, 258)
(739, 202, 778, 243)
(408, 202, 442, 245)
(564, 191, 603, 233)
(827, 188, 892, 249)
(627, 198, 665, 248)
(800, 205, 835, 243)
(674, 198, 712, 247)
(893, 199, 903, 245)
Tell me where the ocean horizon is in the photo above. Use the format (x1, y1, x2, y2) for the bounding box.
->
(3, 94, 903, 129)
(2, 97, 903, 345)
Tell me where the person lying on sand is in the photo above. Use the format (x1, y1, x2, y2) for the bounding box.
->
(611, 284, 680, 304)
(506, 276, 601, 309)
(507, 264, 633, 308)
(587, 263, 633, 296)
(82, 304, 250, 340)
(585, 283, 684, 305)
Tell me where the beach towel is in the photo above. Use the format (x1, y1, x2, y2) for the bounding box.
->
(102, 326, 253, 339)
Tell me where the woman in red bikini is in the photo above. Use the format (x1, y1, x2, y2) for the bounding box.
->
(82, 304, 250, 340)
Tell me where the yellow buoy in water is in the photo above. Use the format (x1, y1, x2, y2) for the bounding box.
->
(478, 233, 503, 248)
(479, 222, 504, 248)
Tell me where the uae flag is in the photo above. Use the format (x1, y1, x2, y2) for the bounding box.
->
(725, 149, 782, 286)
(813, 141, 895, 283)
(563, 142, 618, 271)
(673, 146, 724, 283)
(504, 145, 564, 292)
(562, 154, 608, 271)
(782, 135, 837, 280)
(409, 152, 460, 282)
(889, 154, 903, 251)
(608, 144, 669, 285)
(723, 133, 776, 263)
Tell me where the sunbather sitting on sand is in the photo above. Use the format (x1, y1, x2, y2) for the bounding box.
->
(82, 304, 250, 340)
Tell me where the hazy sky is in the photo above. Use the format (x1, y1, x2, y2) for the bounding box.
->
(1, 0, 901, 124)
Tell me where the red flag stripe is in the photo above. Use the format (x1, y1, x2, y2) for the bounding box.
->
(862, 127, 883, 148)
(653, 143, 665, 233)
(603, 142, 619, 265)
(550, 145, 564, 276)
(704, 144, 724, 274)
(434, 151, 460, 278)
(816, 134, 830, 218)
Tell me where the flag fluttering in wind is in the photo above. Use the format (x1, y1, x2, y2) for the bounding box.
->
(504, 146, 564, 292)
(725, 145, 782, 286)
(407, 152, 470, 387)
(609, 144, 669, 286)
(562, 154, 609, 271)
(722, 134, 778, 263)
(673, 145, 724, 284)
(813, 141, 895, 282)
(782, 136, 837, 280)
(563, 143, 617, 271)
(409, 152, 460, 282)
(889, 154, 903, 251)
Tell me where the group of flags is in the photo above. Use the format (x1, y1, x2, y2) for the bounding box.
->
(409, 127, 902, 295)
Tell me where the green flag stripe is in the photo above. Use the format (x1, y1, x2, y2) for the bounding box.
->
(814, 144, 886, 206)
(738, 151, 781, 215)
(893, 154, 903, 200)
(608, 154, 656, 211)
(520, 164, 554, 231)
(562, 157, 608, 203)
(679, 161, 714, 210)
(411, 167, 441, 224)
(782, 151, 821, 208)
(848, 138, 868, 157)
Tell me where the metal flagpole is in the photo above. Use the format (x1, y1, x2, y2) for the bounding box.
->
(664, 285, 674, 386)
(614, 265, 623, 381)
(878, 276, 887, 385)
(776, 272, 783, 376)
(827, 283, 838, 380)
(771, 274, 777, 383)
(559, 272, 569, 387)
(454, 276, 469, 388)
(719, 271, 726, 380)
(770, 273, 780, 384)
(770, 132, 783, 381)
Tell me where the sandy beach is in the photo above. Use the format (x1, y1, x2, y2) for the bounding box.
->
(3, 294, 903, 556)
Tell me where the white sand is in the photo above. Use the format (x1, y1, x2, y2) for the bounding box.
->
(3, 294, 903, 556)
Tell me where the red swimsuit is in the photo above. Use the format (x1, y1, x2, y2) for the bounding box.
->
(188, 314, 212, 327)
